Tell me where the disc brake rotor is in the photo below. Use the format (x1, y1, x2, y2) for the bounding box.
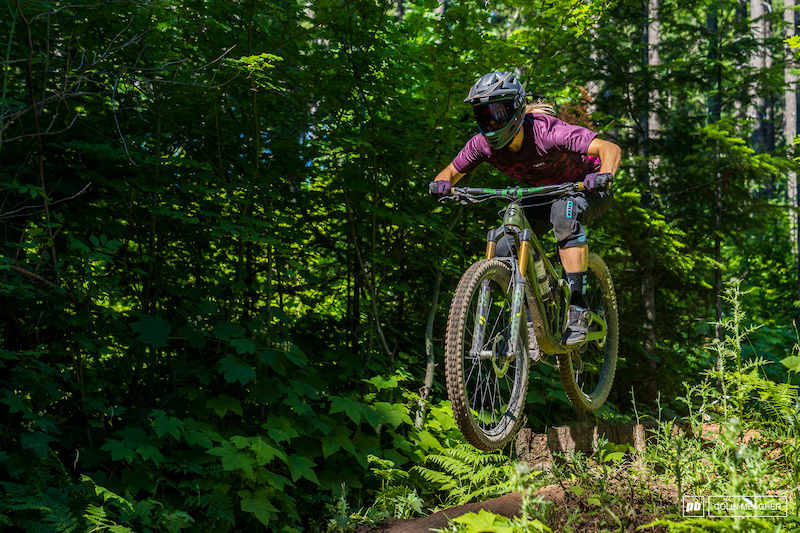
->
(491, 334, 512, 378)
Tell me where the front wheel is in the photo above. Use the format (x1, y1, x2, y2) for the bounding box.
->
(445, 259, 529, 450)
(558, 253, 619, 412)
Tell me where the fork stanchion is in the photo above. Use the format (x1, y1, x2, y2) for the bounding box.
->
(486, 228, 499, 260)
(518, 229, 531, 278)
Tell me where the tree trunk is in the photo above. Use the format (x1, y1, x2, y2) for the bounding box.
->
(415, 267, 443, 429)
(648, 0, 661, 144)
(787, 0, 800, 304)
(639, 0, 660, 401)
(415, 209, 462, 428)
(786, 0, 798, 256)
(750, 0, 767, 151)
(709, 5, 724, 337)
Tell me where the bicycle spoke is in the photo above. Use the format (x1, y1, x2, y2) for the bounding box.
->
(485, 301, 506, 348)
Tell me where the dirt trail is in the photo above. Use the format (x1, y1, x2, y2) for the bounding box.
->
(357, 486, 566, 533)
(359, 422, 692, 532)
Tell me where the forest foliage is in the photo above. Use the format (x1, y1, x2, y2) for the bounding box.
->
(2, 0, 800, 530)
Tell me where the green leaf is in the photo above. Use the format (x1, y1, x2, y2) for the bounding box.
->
(265, 416, 299, 443)
(20, 431, 54, 458)
(263, 470, 291, 490)
(230, 435, 288, 465)
(206, 395, 243, 418)
(214, 322, 245, 341)
(151, 410, 183, 440)
(219, 355, 256, 385)
(285, 344, 308, 366)
(136, 444, 165, 465)
(568, 486, 584, 498)
(285, 391, 313, 416)
(289, 379, 318, 399)
(452, 509, 514, 532)
(781, 356, 800, 373)
(239, 488, 278, 526)
(286, 454, 319, 484)
(602, 451, 625, 464)
(184, 428, 213, 449)
(251, 437, 288, 465)
(208, 441, 255, 479)
(414, 429, 442, 451)
(176, 326, 206, 349)
(321, 426, 357, 458)
(373, 402, 412, 429)
(363, 375, 399, 390)
(131, 315, 170, 348)
(231, 338, 256, 355)
(100, 438, 136, 463)
(329, 395, 364, 425)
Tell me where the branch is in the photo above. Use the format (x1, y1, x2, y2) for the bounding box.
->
(0, 182, 92, 219)
(8, 264, 74, 299)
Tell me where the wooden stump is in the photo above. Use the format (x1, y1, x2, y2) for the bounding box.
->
(515, 423, 650, 470)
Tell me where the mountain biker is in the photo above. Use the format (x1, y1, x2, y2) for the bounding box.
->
(430, 71, 621, 346)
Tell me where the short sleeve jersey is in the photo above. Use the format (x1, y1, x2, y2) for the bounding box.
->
(451, 113, 601, 186)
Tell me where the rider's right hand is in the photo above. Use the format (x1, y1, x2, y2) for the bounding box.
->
(583, 172, 612, 192)
(429, 180, 452, 198)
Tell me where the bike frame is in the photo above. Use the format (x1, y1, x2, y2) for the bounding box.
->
(459, 184, 608, 358)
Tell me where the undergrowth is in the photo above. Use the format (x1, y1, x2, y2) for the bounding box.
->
(333, 281, 800, 532)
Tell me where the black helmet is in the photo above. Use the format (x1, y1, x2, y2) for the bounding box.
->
(465, 71, 526, 150)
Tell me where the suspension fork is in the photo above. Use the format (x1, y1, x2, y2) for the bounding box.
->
(470, 228, 502, 355)
(508, 229, 531, 357)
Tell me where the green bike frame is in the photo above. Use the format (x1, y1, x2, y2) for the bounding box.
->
(471, 186, 607, 358)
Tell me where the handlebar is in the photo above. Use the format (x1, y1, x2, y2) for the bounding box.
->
(440, 181, 585, 204)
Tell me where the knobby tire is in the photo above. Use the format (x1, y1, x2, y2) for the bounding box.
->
(445, 259, 529, 450)
(557, 252, 618, 412)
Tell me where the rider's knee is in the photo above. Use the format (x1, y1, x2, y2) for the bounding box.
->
(550, 197, 584, 247)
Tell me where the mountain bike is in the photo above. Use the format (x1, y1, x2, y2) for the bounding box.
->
(441, 182, 618, 450)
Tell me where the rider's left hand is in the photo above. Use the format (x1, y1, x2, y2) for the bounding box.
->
(429, 180, 452, 198)
(583, 172, 612, 192)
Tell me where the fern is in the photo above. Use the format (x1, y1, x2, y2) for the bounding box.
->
(0, 482, 79, 533)
(411, 444, 512, 506)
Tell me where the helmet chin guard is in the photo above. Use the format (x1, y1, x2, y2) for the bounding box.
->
(465, 71, 526, 149)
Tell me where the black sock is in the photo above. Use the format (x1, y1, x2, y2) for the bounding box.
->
(566, 271, 588, 308)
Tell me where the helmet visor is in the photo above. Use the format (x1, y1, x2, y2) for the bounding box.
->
(473, 101, 516, 133)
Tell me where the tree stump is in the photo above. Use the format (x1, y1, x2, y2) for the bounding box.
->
(515, 422, 650, 470)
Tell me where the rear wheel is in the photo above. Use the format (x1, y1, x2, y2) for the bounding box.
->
(445, 259, 529, 450)
(557, 253, 618, 412)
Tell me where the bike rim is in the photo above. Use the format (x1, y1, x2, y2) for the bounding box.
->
(461, 276, 524, 437)
(573, 268, 609, 401)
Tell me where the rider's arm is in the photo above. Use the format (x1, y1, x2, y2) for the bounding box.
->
(587, 138, 622, 176)
(434, 163, 465, 185)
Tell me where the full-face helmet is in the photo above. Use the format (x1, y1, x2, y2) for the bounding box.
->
(464, 71, 526, 150)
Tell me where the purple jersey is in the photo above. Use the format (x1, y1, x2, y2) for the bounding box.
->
(451, 113, 601, 186)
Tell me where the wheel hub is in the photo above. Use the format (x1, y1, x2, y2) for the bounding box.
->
(491, 334, 513, 378)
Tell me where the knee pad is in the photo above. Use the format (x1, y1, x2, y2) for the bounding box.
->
(550, 198, 582, 245)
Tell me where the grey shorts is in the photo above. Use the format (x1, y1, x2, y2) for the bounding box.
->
(495, 189, 612, 254)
